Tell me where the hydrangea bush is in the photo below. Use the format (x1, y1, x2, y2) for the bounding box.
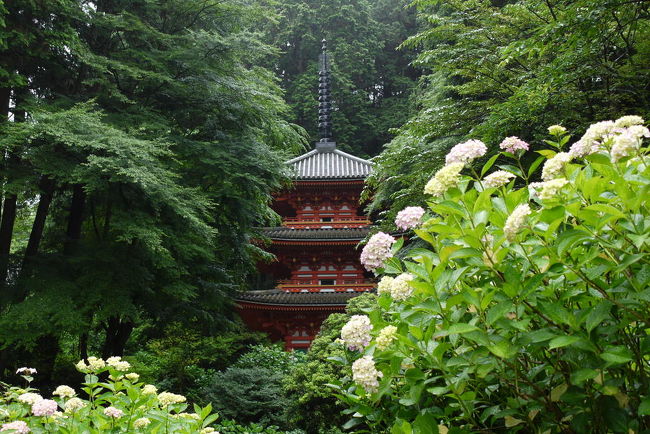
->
(0, 357, 218, 433)
(337, 118, 650, 433)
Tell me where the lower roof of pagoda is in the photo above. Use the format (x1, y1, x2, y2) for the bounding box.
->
(236, 289, 364, 309)
(260, 226, 370, 242)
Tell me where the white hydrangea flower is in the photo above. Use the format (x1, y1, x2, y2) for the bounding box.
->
(86, 357, 106, 371)
(376, 275, 394, 295)
(341, 315, 372, 351)
(530, 178, 569, 201)
(157, 392, 186, 407)
(504, 204, 532, 241)
(360, 232, 396, 271)
(376, 325, 398, 350)
(541, 152, 572, 181)
(352, 356, 383, 394)
(547, 125, 567, 135)
(133, 417, 151, 428)
(445, 139, 487, 165)
(125, 373, 139, 381)
(483, 170, 515, 188)
(53, 385, 76, 399)
(390, 273, 415, 301)
(424, 162, 464, 197)
(614, 115, 644, 128)
(142, 384, 158, 395)
(18, 393, 43, 405)
(64, 397, 86, 413)
(75, 360, 89, 372)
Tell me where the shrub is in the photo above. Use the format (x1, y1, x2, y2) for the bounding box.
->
(335, 118, 650, 433)
(1, 357, 218, 432)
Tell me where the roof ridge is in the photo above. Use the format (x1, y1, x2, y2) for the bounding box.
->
(332, 149, 373, 165)
(286, 149, 318, 164)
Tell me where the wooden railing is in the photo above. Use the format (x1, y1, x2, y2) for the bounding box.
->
(282, 216, 370, 229)
(277, 279, 375, 293)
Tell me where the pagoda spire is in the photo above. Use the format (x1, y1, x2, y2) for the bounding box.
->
(316, 39, 335, 152)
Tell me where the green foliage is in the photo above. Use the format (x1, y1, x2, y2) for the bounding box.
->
(262, 0, 419, 156)
(1, 357, 218, 433)
(198, 345, 307, 429)
(337, 121, 650, 433)
(284, 294, 376, 433)
(0, 0, 307, 372)
(128, 322, 267, 402)
(234, 345, 306, 374)
(202, 366, 288, 428)
(366, 0, 650, 225)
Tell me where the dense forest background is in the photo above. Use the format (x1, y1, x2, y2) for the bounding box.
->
(1, 0, 649, 432)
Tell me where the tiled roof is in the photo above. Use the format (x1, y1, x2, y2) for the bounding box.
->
(287, 148, 372, 180)
(236, 289, 364, 306)
(260, 226, 370, 240)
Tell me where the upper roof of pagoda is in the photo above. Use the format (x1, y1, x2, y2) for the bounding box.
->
(286, 146, 372, 180)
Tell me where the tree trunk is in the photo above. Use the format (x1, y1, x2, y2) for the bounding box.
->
(24, 176, 56, 258)
(101, 317, 134, 358)
(0, 194, 17, 284)
(0, 87, 11, 284)
(64, 184, 86, 254)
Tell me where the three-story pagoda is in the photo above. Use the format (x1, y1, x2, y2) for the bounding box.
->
(236, 41, 374, 350)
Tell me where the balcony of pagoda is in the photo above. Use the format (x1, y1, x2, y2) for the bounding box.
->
(277, 279, 375, 293)
(281, 216, 370, 229)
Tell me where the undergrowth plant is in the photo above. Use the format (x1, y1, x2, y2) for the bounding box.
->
(0, 357, 217, 433)
(334, 117, 650, 433)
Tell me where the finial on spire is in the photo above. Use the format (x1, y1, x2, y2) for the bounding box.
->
(317, 38, 333, 146)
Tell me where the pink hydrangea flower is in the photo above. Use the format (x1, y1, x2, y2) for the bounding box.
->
(395, 207, 425, 230)
(31, 399, 57, 417)
(499, 136, 529, 153)
(360, 232, 396, 272)
(1, 421, 30, 433)
(103, 406, 124, 418)
(445, 139, 487, 165)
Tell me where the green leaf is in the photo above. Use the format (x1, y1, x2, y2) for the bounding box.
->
(435, 323, 479, 337)
(571, 369, 599, 385)
(549, 335, 581, 349)
(481, 154, 500, 176)
(550, 383, 568, 402)
(586, 301, 613, 332)
(639, 397, 650, 416)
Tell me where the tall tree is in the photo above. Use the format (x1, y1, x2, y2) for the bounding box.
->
(263, 0, 419, 157)
(0, 0, 306, 372)
(366, 0, 650, 225)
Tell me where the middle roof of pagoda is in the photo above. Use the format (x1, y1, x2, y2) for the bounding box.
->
(286, 147, 372, 180)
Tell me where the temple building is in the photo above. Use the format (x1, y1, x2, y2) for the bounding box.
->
(236, 41, 374, 350)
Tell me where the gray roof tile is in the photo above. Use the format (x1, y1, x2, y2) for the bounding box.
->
(261, 227, 370, 240)
(237, 289, 368, 306)
(287, 149, 372, 180)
